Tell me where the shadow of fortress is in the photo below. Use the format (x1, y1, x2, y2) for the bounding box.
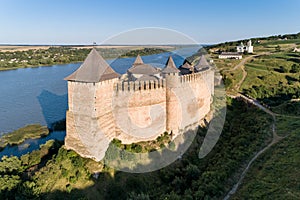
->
(37, 90, 68, 131)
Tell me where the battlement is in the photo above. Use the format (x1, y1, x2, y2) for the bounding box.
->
(65, 50, 215, 161)
(115, 79, 166, 92)
(114, 68, 214, 92)
(68, 77, 119, 87)
(179, 69, 212, 83)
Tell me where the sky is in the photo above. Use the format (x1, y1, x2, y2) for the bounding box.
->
(0, 0, 300, 45)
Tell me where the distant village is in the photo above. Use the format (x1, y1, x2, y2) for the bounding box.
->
(218, 40, 253, 59)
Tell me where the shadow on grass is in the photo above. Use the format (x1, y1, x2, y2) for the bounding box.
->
(0, 99, 274, 200)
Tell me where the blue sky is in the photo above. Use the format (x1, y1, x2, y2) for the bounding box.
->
(0, 0, 300, 44)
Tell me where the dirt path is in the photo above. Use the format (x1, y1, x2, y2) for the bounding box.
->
(225, 53, 269, 93)
(222, 53, 285, 199)
(229, 52, 270, 91)
(234, 65, 247, 91)
(223, 94, 284, 200)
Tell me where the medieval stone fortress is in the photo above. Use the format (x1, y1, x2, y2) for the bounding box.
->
(64, 48, 214, 161)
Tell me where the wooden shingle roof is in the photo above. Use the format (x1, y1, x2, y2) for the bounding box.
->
(128, 55, 160, 75)
(64, 48, 120, 82)
(195, 55, 210, 71)
(162, 56, 180, 74)
(133, 54, 144, 65)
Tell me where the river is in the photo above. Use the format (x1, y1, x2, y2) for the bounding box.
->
(0, 46, 200, 157)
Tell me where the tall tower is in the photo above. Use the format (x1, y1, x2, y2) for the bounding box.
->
(247, 40, 252, 47)
(64, 48, 120, 161)
(247, 40, 253, 53)
(162, 56, 181, 135)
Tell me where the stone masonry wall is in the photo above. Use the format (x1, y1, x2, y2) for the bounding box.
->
(113, 80, 167, 144)
(65, 69, 214, 161)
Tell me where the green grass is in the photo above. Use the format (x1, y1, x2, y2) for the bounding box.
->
(245, 63, 269, 71)
(272, 101, 300, 116)
(0, 124, 49, 150)
(111, 132, 172, 153)
(0, 99, 274, 199)
(261, 38, 300, 45)
(275, 115, 300, 137)
(222, 67, 244, 92)
(233, 131, 300, 199)
(243, 65, 277, 84)
(240, 52, 300, 105)
(210, 37, 300, 199)
(0, 47, 171, 71)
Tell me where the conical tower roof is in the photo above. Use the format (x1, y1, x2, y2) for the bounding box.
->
(195, 55, 210, 71)
(128, 55, 159, 75)
(162, 56, 180, 74)
(133, 54, 144, 65)
(181, 59, 192, 69)
(64, 48, 120, 82)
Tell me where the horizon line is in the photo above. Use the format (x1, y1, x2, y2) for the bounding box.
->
(0, 44, 211, 46)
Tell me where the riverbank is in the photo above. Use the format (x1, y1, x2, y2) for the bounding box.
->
(0, 124, 49, 151)
(0, 46, 172, 71)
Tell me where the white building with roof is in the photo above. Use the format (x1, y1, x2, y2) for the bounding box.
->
(237, 40, 253, 53)
(218, 52, 242, 59)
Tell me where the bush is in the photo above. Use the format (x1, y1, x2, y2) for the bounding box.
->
(290, 64, 300, 73)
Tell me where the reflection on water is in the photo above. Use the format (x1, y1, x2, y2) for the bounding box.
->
(0, 64, 80, 135)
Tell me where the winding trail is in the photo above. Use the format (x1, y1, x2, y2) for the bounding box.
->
(225, 53, 269, 93)
(223, 94, 284, 200)
(223, 53, 285, 200)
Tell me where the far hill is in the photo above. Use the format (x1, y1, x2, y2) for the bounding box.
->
(207, 32, 300, 53)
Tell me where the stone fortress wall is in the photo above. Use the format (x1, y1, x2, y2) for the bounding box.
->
(64, 49, 215, 161)
(65, 68, 214, 161)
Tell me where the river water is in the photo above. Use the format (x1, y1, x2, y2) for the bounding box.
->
(0, 47, 200, 157)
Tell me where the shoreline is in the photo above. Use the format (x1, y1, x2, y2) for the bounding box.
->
(0, 45, 176, 52)
(0, 124, 49, 151)
(0, 61, 83, 72)
(0, 46, 175, 72)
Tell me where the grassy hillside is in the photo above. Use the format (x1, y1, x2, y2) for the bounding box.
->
(0, 99, 273, 199)
(210, 32, 300, 199)
(0, 33, 299, 199)
(232, 120, 300, 199)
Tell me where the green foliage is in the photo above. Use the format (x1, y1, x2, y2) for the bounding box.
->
(209, 34, 300, 199)
(272, 101, 300, 116)
(0, 99, 274, 199)
(0, 175, 21, 195)
(0, 47, 90, 70)
(122, 48, 167, 57)
(240, 52, 300, 107)
(1, 33, 299, 198)
(101, 99, 273, 200)
(0, 124, 49, 150)
(233, 132, 300, 199)
(223, 75, 233, 88)
(127, 191, 150, 200)
(111, 132, 171, 153)
(290, 63, 300, 73)
(0, 47, 170, 71)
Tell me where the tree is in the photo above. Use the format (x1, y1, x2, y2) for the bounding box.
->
(290, 64, 300, 73)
